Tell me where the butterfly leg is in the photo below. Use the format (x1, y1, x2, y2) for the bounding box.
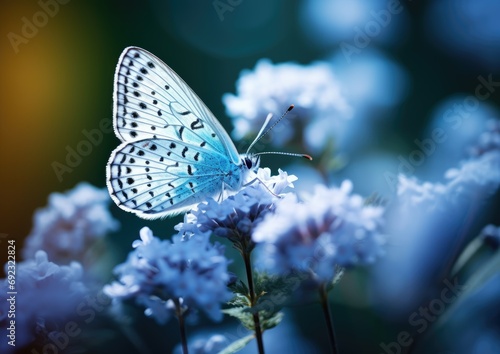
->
(242, 177, 281, 198)
(217, 183, 226, 202)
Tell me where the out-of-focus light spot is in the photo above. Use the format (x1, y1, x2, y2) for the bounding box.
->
(426, 0, 500, 70)
(300, 0, 408, 48)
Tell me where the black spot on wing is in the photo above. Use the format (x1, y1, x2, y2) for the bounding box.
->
(191, 118, 204, 130)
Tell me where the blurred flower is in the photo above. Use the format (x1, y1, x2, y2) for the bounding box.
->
(445, 119, 500, 199)
(254, 181, 385, 285)
(173, 333, 229, 354)
(330, 50, 409, 108)
(480, 224, 500, 250)
(316, 50, 409, 154)
(223, 59, 350, 149)
(103, 227, 232, 324)
(22, 182, 120, 264)
(299, 0, 407, 48)
(398, 118, 500, 205)
(396, 175, 449, 209)
(420, 98, 497, 180)
(426, 0, 500, 69)
(372, 120, 500, 318)
(0, 251, 87, 353)
(469, 119, 500, 157)
(176, 168, 296, 252)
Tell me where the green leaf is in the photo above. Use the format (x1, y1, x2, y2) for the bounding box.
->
(252, 271, 309, 311)
(217, 334, 255, 354)
(224, 272, 293, 332)
(229, 279, 249, 295)
(227, 292, 251, 308)
(222, 307, 254, 330)
(260, 310, 284, 331)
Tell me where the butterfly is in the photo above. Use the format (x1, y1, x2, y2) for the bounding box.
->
(106, 47, 262, 219)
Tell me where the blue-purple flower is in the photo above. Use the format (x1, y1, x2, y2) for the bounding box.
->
(175, 168, 297, 251)
(253, 181, 385, 284)
(103, 227, 232, 324)
(0, 251, 87, 353)
(223, 60, 350, 148)
(22, 182, 120, 264)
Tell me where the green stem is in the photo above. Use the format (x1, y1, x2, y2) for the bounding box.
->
(176, 301, 189, 354)
(319, 284, 338, 354)
(242, 250, 265, 354)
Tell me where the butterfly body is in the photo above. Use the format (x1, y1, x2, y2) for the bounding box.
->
(106, 47, 259, 219)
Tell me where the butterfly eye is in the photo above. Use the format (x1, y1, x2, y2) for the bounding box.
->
(244, 157, 253, 169)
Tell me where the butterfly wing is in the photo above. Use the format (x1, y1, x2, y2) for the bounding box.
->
(108, 138, 237, 219)
(107, 47, 245, 218)
(113, 46, 240, 164)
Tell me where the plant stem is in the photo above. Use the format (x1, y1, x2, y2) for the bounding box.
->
(242, 250, 265, 354)
(319, 284, 338, 354)
(176, 301, 189, 354)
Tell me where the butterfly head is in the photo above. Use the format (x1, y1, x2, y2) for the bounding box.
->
(241, 154, 260, 172)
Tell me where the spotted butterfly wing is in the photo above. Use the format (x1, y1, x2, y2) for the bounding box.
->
(106, 47, 257, 219)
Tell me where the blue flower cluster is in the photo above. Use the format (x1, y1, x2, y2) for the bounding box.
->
(223, 60, 351, 148)
(373, 119, 500, 317)
(22, 182, 120, 264)
(104, 227, 232, 324)
(253, 181, 385, 284)
(0, 251, 87, 353)
(176, 168, 297, 250)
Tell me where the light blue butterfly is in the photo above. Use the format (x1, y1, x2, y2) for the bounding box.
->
(106, 47, 262, 219)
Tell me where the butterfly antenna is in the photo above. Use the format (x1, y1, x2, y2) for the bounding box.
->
(254, 151, 313, 160)
(246, 105, 295, 154)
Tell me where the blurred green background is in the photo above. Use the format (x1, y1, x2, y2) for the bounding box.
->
(1, 1, 500, 353)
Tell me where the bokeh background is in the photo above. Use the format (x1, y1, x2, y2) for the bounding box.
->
(1, 0, 500, 353)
